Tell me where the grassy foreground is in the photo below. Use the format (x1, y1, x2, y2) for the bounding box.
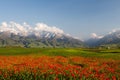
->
(0, 47, 120, 59)
(0, 48, 119, 80)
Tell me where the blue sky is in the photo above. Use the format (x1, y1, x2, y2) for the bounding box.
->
(0, 0, 120, 39)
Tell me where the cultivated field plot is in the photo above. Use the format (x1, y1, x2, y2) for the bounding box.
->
(0, 48, 119, 80)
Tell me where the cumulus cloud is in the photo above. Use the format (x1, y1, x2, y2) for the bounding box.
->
(91, 33, 103, 39)
(1, 22, 7, 27)
(91, 33, 97, 38)
(0, 21, 64, 37)
(35, 23, 64, 34)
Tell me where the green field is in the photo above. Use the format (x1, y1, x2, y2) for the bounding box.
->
(0, 47, 120, 59)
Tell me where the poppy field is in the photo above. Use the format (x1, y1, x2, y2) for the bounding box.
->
(0, 48, 119, 80)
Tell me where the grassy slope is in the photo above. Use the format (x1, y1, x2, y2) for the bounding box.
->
(0, 47, 119, 59)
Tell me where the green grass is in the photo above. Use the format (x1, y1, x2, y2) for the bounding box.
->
(0, 47, 44, 55)
(0, 47, 119, 59)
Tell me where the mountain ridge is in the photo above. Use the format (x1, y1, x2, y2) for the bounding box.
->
(0, 22, 84, 48)
(0, 31, 84, 48)
(85, 30, 120, 48)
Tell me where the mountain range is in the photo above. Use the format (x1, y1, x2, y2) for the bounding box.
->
(85, 30, 120, 48)
(0, 22, 84, 48)
(0, 22, 120, 48)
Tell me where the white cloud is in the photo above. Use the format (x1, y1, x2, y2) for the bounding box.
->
(91, 33, 97, 38)
(91, 33, 103, 39)
(1, 22, 7, 27)
(0, 21, 64, 37)
(35, 23, 64, 34)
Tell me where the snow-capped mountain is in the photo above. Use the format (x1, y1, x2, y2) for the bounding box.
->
(85, 30, 120, 47)
(0, 22, 84, 48)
